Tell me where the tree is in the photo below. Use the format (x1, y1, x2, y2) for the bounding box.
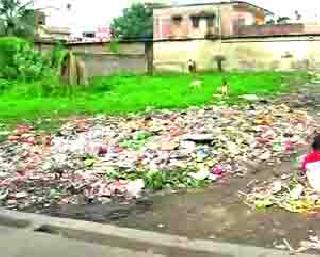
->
(0, 0, 34, 38)
(266, 19, 275, 25)
(277, 17, 291, 24)
(110, 3, 153, 40)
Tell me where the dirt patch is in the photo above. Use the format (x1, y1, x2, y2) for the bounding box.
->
(111, 162, 319, 249)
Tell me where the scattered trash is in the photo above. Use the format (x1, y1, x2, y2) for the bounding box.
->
(157, 223, 165, 229)
(282, 238, 295, 252)
(290, 184, 303, 200)
(238, 94, 260, 102)
(272, 181, 282, 194)
(126, 179, 145, 199)
(84, 157, 95, 167)
(0, 188, 8, 200)
(275, 233, 320, 254)
(189, 169, 210, 181)
(240, 173, 320, 214)
(209, 173, 220, 182)
(0, 102, 316, 211)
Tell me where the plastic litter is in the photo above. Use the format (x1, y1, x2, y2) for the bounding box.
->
(126, 179, 145, 199)
(0, 102, 315, 210)
(238, 94, 260, 101)
(240, 172, 320, 214)
(189, 169, 210, 181)
(290, 184, 303, 200)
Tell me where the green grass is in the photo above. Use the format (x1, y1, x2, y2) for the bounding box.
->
(0, 71, 308, 128)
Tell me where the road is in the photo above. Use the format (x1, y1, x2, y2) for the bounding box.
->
(0, 209, 316, 257)
(0, 226, 166, 257)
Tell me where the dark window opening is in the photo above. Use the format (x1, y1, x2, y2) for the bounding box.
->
(83, 32, 95, 38)
(207, 18, 214, 27)
(191, 17, 200, 28)
(36, 11, 46, 26)
(172, 15, 182, 25)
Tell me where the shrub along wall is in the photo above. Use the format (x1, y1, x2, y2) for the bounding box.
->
(0, 37, 67, 82)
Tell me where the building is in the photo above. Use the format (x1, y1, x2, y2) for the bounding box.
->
(151, 1, 320, 73)
(33, 0, 171, 41)
(34, 2, 79, 41)
(153, 1, 274, 40)
(36, 25, 71, 41)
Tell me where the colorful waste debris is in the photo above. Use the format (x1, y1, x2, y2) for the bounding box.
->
(239, 172, 320, 214)
(0, 102, 316, 211)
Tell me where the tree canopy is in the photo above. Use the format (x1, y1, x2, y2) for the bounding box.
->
(277, 17, 291, 24)
(110, 3, 153, 40)
(0, 0, 34, 38)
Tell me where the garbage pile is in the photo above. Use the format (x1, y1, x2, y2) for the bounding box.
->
(239, 171, 320, 213)
(0, 102, 316, 211)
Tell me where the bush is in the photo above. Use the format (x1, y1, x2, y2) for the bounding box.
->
(13, 47, 47, 81)
(0, 37, 67, 82)
(0, 37, 71, 99)
(44, 42, 68, 73)
(0, 78, 12, 92)
(0, 37, 29, 78)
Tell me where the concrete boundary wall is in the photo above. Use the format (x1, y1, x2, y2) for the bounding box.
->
(74, 52, 147, 77)
(35, 40, 152, 77)
(153, 36, 320, 72)
(36, 36, 320, 74)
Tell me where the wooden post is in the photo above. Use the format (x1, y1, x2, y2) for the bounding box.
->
(68, 52, 77, 85)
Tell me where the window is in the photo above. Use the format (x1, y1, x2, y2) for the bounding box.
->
(207, 18, 214, 27)
(36, 12, 45, 25)
(83, 32, 95, 38)
(191, 17, 200, 28)
(172, 15, 182, 25)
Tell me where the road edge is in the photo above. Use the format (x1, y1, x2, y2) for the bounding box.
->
(0, 209, 315, 257)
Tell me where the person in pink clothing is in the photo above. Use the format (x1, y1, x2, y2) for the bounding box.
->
(301, 135, 320, 172)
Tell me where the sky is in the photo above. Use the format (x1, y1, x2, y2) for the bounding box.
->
(33, 0, 320, 32)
